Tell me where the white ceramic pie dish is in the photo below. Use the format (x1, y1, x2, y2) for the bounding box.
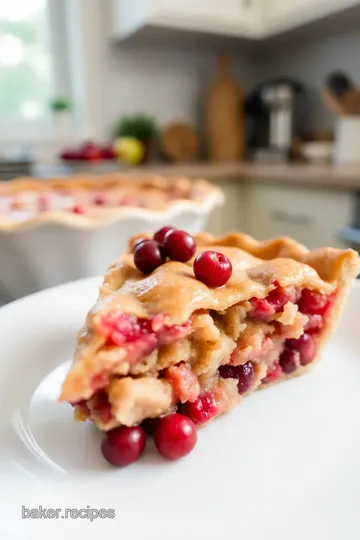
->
(0, 177, 223, 299)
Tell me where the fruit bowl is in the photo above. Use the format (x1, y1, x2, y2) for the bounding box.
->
(0, 174, 223, 299)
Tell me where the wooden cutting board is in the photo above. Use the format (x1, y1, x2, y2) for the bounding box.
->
(205, 55, 245, 162)
(160, 122, 199, 162)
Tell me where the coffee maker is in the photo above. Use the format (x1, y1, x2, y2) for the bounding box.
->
(245, 78, 305, 161)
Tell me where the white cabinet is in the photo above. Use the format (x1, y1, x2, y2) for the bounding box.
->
(111, 0, 264, 40)
(243, 184, 354, 249)
(111, 0, 360, 40)
(265, 0, 360, 35)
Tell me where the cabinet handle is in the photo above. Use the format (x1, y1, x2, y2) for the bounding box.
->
(271, 209, 313, 226)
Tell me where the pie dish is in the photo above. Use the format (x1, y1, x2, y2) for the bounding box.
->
(0, 174, 222, 299)
(60, 231, 359, 439)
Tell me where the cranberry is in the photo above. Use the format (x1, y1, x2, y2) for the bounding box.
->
(97, 312, 153, 345)
(262, 362, 283, 384)
(154, 226, 176, 246)
(287, 333, 316, 366)
(248, 298, 275, 320)
(304, 314, 323, 334)
(154, 414, 197, 460)
(134, 239, 166, 274)
(183, 392, 218, 425)
(279, 349, 300, 374)
(249, 286, 293, 320)
(38, 195, 49, 212)
(101, 426, 146, 466)
(141, 418, 159, 436)
(71, 204, 85, 214)
(94, 195, 106, 205)
(193, 251, 232, 288)
(163, 230, 196, 263)
(267, 286, 294, 311)
(219, 361, 255, 395)
(133, 237, 147, 251)
(298, 289, 331, 316)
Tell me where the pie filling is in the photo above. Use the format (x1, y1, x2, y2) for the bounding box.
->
(71, 283, 337, 430)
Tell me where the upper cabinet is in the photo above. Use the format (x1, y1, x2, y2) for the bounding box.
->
(265, 0, 360, 35)
(111, 0, 360, 41)
(110, 0, 265, 40)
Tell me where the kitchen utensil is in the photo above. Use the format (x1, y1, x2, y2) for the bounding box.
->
(323, 72, 360, 116)
(160, 123, 199, 162)
(205, 55, 245, 162)
(334, 116, 360, 164)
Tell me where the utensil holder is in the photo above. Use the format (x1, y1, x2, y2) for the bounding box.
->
(334, 116, 360, 164)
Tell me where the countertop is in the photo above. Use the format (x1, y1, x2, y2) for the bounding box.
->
(126, 162, 360, 191)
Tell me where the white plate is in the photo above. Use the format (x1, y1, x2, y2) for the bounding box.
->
(1, 279, 360, 540)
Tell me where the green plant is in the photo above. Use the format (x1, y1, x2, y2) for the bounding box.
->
(115, 114, 158, 141)
(49, 97, 71, 113)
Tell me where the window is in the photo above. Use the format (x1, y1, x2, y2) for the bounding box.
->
(0, 0, 70, 139)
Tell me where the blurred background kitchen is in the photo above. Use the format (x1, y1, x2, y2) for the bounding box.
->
(1, 0, 360, 302)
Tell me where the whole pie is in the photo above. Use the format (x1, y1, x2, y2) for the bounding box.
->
(0, 174, 220, 227)
(60, 231, 359, 437)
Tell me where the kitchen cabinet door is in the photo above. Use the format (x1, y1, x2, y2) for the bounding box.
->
(244, 184, 354, 250)
(152, 0, 264, 36)
(266, 0, 360, 34)
(112, 0, 263, 40)
(205, 181, 247, 236)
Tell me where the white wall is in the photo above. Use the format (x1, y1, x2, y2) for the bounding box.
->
(64, 0, 257, 142)
(253, 30, 360, 133)
(105, 41, 256, 138)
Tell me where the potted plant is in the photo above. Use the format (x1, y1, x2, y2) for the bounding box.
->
(50, 97, 72, 142)
(115, 114, 158, 163)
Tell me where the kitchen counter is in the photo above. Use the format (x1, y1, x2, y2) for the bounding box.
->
(125, 162, 360, 251)
(127, 162, 360, 190)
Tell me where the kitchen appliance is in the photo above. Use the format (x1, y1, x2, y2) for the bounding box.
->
(245, 78, 305, 160)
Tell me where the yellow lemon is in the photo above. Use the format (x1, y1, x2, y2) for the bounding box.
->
(113, 137, 144, 165)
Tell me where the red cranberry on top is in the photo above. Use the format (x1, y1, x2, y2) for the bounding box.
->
(193, 250, 232, 288)
(134, 239, 166, 275)
(163, 230, 196, 263)
(154, 226, 176, 246)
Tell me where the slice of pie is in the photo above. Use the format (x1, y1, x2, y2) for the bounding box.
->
(60, 231, 359, 434)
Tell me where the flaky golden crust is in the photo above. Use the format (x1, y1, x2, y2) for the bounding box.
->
(98, 231, 359, 324)
(60, 232, 359, 406)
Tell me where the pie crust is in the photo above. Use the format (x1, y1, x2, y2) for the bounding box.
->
(60, 232, 360, 430)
